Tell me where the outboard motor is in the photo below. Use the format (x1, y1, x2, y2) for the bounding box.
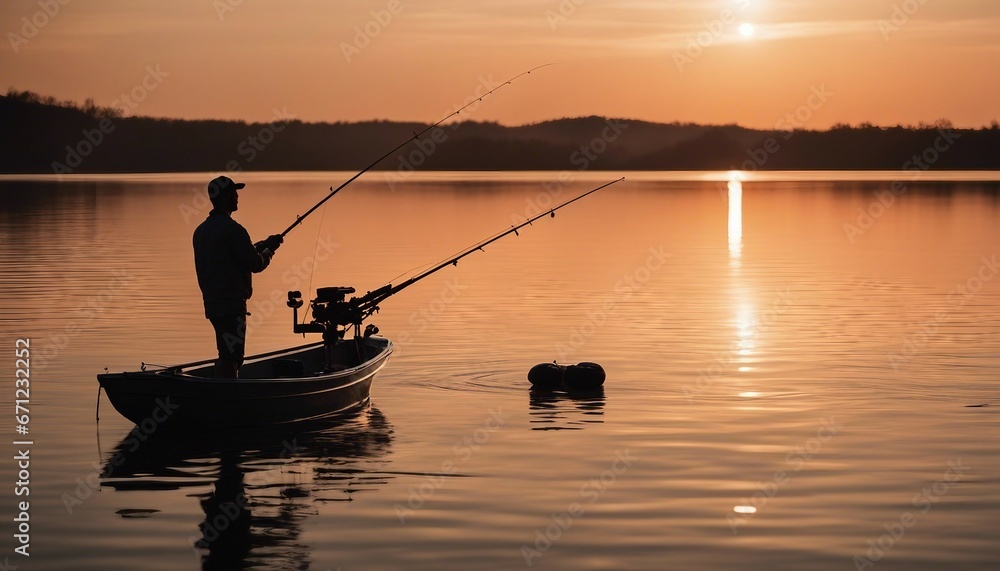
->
(287, 287, 372, 371)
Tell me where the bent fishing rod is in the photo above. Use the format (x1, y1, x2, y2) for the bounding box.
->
(286, 177, 625, 337)
(279, 64, 554, 239)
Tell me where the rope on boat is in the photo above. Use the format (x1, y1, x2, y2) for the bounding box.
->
(145, 341, 326, 372)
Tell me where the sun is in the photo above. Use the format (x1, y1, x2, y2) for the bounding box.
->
(738, 22, 755, 37)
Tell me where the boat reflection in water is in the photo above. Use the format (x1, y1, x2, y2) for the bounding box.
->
(528, 388, 605, 431)
(99, 406, 393, 570)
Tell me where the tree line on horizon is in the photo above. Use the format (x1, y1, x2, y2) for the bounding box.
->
(2, 89, 999, 174)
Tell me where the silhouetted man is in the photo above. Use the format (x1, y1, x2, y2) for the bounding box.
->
(194, 176, 282, 378)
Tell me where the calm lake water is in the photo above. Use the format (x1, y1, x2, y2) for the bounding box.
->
(1, 171, 998, 570)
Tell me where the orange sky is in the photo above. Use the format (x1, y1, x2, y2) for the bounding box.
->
(2, 0, 998, 129)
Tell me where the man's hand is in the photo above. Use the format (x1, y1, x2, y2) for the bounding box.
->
(254, 234, 283, 256)
(262, 234, 283, 253)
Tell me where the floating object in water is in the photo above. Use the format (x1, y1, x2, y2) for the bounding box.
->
(528, 363, 566, 389)
(528, 361, 605, 391)
(565, 362, 606, 390)
(115, 508, 161, 519)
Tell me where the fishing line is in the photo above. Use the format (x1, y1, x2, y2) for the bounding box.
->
(354, 177, 625, 319)
(281, 64, 554, 323)
(301, 200, 331, 328)
(387, 212, 528, 285)
(389, 227, 513, 284)
(278, 63, 555, 241)
(278, 179, 621, 348)
(392, 227, 510, 285)
(386, 261, 434, 285)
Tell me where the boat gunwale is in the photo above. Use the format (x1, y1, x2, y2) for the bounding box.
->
(98, 337, 393, 386)
(102, 357, 390, 401)
(97, 338, 393, 426)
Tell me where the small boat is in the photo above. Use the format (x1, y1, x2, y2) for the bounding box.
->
(98, 335, 392, 429)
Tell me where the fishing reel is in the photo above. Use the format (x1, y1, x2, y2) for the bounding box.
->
(311, 286, 363, 327)
(287, 287, 384, 339)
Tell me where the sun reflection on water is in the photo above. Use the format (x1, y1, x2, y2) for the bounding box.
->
(729, 172, 755, 397)
(728, 172, 743, 261)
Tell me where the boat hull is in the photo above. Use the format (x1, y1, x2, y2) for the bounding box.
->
(97, 337, 392, 429)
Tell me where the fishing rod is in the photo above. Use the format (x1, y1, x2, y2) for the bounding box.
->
(286, 177, 625, 337)
(359, 176, 626, 315)
(279, 63, 554, 239)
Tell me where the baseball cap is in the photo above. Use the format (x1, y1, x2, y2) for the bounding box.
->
(207, 175, 246, 199)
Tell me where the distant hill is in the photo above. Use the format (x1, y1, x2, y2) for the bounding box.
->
(2, 89, 998, 174)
